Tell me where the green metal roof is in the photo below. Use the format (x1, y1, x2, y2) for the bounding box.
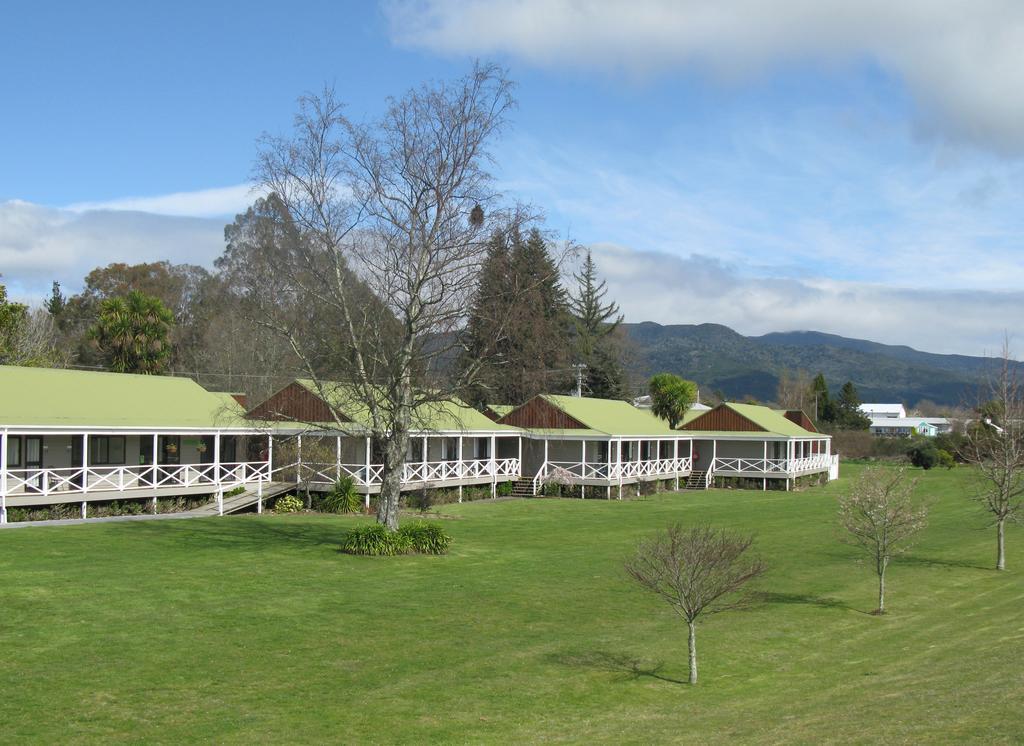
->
(294, 380, 517, 433)
(533, 394, 681, 437)
(487, 404, 514, 417)
(683, 402, 825, 438)
(0, 365, 248, 429)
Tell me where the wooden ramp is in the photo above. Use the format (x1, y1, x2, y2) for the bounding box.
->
(187, 482, 294, 516)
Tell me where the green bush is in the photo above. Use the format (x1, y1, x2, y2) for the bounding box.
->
(496, 481, 513, 497)
(398, 521, 452, 555)
(224, 485, 247, 498)
(341, 524, 413, 556)
(320, 477, 362, 514)
(936, 448, 956, 469)
(274, 494, 304, 514)
(908, 442, 940, 470)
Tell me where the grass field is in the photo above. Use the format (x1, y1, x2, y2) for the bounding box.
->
(1, 464, 1021, 743)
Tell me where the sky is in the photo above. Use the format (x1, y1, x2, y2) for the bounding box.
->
(2, 0, 1023, 356)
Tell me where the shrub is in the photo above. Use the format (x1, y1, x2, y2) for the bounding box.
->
(274, 494, 304, 514)
(907, 442, 940, 470)
(341, 524, 413, 556)
(320, 477, 362, 514)
(398, 521, 452, 555)
(496, 481, 513, 497)
(936, 448, 956, 469)
(224, 485, 247, 498)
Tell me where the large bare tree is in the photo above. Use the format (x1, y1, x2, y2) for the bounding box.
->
(960, 343, 1024, 571)
(250, 63, 526, 530)
(625, 524, 766, 684)
(838, 466, 928, 613)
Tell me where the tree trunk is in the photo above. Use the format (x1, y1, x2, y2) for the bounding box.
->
(997, 518, 1006, 571)
(687, 620, 698, 685)
(877, 567, 886, 614)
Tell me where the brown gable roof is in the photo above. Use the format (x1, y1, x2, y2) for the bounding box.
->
(680, 404, 766, 432)
(782, 410, 818, 432)
(246, 381, 345, 423)
(498, 396, 588, 430)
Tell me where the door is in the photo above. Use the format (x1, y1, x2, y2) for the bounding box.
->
(25, 436, 43, 492)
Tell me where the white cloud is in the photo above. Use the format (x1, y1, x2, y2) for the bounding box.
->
(0, 200, 227, 301)
(386, 0, 1024, 153)
(590, 243, 1021, 356)
(67, 183, 257, 218)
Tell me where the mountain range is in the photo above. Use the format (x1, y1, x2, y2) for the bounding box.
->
(622, 322, 1012, 407)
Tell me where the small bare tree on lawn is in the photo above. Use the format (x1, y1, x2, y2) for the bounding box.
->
(838, 466, 928, 614)
(625, 524, 766, 684)
(960, 341, 1024, 571)
(250, 63, 534, 531)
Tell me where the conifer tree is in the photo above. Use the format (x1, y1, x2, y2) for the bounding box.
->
(460, 227, 571, 406)
(568, 249, 626, 398)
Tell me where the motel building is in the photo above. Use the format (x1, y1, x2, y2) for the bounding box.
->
(497, 395, 835, 498)
(1, 366, 838, 524)
(0, 365, 272, 523)
(246, 380, 523, 505)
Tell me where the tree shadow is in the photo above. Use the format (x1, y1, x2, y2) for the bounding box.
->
(897, 554, 990, 571)
(120, 514, 352, 553)
(547, 650, 688, 685)
(752, 591, 852, 611)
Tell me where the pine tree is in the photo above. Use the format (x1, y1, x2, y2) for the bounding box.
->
(811, 373, 834, 423)
(459, 228, 571, 406)
(46, 281, 66, 317)
(833, 381, 871, 430)
(568, 249, 626, 399)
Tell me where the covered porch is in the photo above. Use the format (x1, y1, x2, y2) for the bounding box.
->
(525, 434, 694, 497)
(1, 428, 270, 521)
(269, 431, 523, 503)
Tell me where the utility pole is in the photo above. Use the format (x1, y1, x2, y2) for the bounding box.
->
(571, 363, 587, 397)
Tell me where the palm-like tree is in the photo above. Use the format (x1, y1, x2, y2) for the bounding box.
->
(88, 290, 174, 374)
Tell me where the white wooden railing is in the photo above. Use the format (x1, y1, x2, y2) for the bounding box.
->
(711, 454, 832, 475)
(532, 457, 694, 493)
(2, 461, 271, 498)
(284, 458, 521, 488)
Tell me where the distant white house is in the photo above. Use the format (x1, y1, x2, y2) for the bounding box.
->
(860, 403, 907, 419)
(869, 417, 939, 438)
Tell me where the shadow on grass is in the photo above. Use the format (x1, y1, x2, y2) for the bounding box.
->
(547, 650, 688, 685)
(752, 591, 852, 611)
(122, 514, 355, 553)
(897, 554, 991, 571)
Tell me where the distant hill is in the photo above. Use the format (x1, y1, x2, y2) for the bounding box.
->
(622, 322, 1011, 407)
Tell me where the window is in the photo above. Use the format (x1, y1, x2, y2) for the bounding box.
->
(90, 436, 126, 465)
(5, 435, 22, 467)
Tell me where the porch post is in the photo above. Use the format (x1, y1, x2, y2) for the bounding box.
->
(81, 501, 87, 519)
(616, 439, 622, 500)
(364, 435, 371, 509)
(763, 440, 767, 471)
(490, 435, 497, 499)
(674, 439, 679, 491)
(213, 431, 221, 488)
(268, 434, 274, 476)
(257, 480, 263, 514)
(82, 434, 89, 494)
(296, 434, 302, 487)
(151, 433, 158, 487)
(336, 435, 342, 482)
(457, 437, 464, 503)
(0, 431, 7, 525)
(580, 440, 586, 499)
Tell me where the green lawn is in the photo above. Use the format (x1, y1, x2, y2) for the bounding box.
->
(1, 464, 1021, 743)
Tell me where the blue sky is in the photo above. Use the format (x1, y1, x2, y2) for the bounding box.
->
(3, 0, 1023, 355)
